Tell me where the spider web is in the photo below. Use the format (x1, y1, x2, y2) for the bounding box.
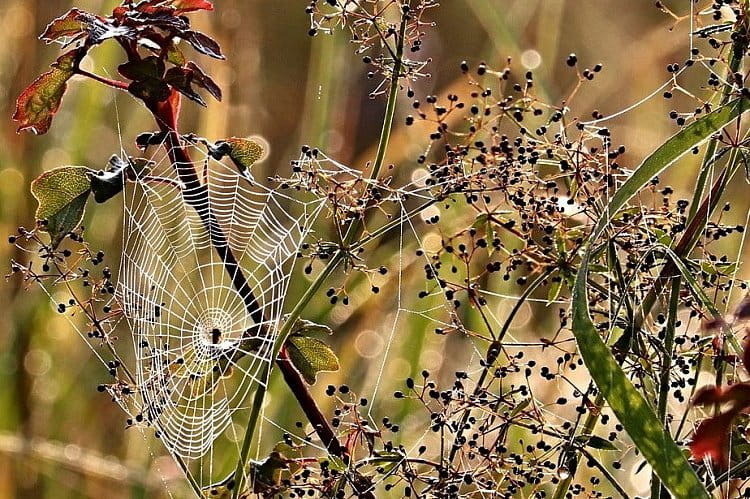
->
(113, 137, 326, 466)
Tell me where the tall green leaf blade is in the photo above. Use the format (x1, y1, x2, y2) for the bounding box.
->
(572, 97, 750, 499)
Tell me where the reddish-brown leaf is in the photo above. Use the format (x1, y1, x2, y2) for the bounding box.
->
(689, 411, 736, 469)
(736, 295, 750, 321)
(693, 383, 750, 409)
(40, 8, 87, 44)
(744, 337, 750, 375)
(13, 50, 80, 135)
(184, 30, 224, 59)
(170, 0, 214, 13)
(164, 67, 206, 106)
(185, 61, 221, 101)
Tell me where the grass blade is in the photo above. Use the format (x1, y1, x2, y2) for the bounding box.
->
(571, 97, 750, 499)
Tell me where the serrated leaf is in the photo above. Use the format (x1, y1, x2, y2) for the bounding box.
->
(40, 9, 87, 44)
(286, 336, 340, 384)
(184, 30, 224, 59)
(31, 166, 92, 248)
(220, 138, 265, 172)
(571, 97, 750, 499)
(14, 49, 80, 135)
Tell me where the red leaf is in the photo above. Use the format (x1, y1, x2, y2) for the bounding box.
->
(170, 0, 214, 13)
(689, 411, 736, 469)
(13, 50, 81, 135)
(184, 30, 224, 59)
(186, 61, 221, 101)
(693, 383, 750, 410)
(735, 294, 750, 321)
(40, 9, 87, 44)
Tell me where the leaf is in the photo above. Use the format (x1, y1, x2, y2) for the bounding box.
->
(218, 138, 266, 172)
(166, 42, 187, 66)
(293, 318, 334, 336)
(118, 56, 165, 81)
(186, 62, 222, 101)
(14, 49, 81, 135)
(286, 336, 340, 384)
(368, 450, 405, 474)
(40, 9, 87, 44)
(575, 434, 618, 451)
(164, 62, 221, 106)
(170, 0, 214, 12)
(547, 277, 563, 304)
(571, 98, 750, 499)
(689, 411, 736, 469)
(31, 166, 92, 248)
(184, 30, 225, 59)
(119, 56, 170, 102)
(164, 67, 206, 106)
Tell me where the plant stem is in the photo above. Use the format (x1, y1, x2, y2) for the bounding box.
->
(650, 277, 680, 499)
(233, 13, 407, 497)
(75, 69, 130, 90)
(145, 94, 344, 497)
(447, 267, 555, 466)
(552, 392, 604, 499)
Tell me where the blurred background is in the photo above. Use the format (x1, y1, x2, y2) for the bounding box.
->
(0, 0, 743, 497)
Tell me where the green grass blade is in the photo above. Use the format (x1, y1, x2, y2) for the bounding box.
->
(572, 97, 750, 499)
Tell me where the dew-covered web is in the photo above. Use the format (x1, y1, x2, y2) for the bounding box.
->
(112, 136, 332, 470)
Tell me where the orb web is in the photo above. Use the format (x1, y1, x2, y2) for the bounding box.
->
(115, 137, 323, 461)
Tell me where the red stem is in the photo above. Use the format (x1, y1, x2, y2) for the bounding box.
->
(147, 90, 348, 469)
(75, 69, 129, 90)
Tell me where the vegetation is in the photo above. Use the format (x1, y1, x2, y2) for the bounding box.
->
(5, 0, 750, 497)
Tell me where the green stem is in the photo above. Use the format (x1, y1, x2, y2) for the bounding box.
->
(231, 14, 407, 496)
(552, 392, 604, 499)
(687, 9, 747, 222)
(650, 277, 680, 499)
(447, 267, 555, 466)
(231, 376, 269, 498)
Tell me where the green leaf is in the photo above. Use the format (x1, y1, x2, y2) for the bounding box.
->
(575, 434, 618, 451)
(31, 166, 92, 248)
(572, 98, 750, 499)
(166, 42, 187, 66)
(14, 49, 80, 134)
(547, 276, 563, 304)
(293, 318, 334, 336)
(219, 138, 266, 172)
(368, 450, 405, 474)
(286, 335, 340, 384)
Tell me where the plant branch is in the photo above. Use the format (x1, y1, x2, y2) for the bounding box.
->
(75, 69, 129, 90)
(233, 13, 408, 497)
